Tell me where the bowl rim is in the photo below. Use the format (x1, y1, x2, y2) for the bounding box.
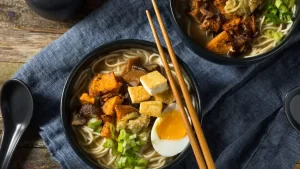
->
(169, 0, 300, 65)
(60, 39, 203, 169)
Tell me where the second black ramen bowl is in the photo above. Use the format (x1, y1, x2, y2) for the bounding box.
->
(61, 39, 202, 169)
(170, 0, 300, 65)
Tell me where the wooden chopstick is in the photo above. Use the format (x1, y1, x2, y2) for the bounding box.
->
(147, 1, 216, 169)
(146, 10, 207, 169)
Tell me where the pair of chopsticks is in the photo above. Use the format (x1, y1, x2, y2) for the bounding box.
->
(146, 1, 215, 169)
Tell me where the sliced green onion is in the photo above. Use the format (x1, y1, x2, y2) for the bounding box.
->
(87, 118, 102, 131)
(118, 142, 123, 153)
(265, 13, 281, 24)
(265, 30, 284, 42)
(273, 32, 284, 42)
(95, 126, 102, 133)
(289, 0, 295, 8)
(103, 139, 115, 148)
(279, 4, 289, 13)
(133, 167, 146, 169)
(110, 123, 116, 139)
(129, 134, 137, 140)
(136, 158, 148, 167)
(275, 0, 283, 8)
(264, 0, 294, 25)
(118, 129, 127, 141)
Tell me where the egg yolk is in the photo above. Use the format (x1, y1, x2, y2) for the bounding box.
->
(155, 110, 187, 140)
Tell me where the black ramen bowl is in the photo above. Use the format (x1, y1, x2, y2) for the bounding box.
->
(170, 0, 300, 65)
(61, 39, 202, 169)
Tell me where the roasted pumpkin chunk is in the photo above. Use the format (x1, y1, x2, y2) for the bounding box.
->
(100, 122, 114, 139)
(115, 105, 139, 123)
(102, 96, 124, 116)
(88, 72, 118, 97)
(79, 93, 95, 104)
(206, 31, 232, 54)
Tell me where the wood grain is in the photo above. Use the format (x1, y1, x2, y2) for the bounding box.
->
(9, 148, 59, 169)
(0, 29, 60, 63)
(0, 0, 299, 168)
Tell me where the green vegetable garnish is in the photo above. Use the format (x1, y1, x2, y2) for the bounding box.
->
(136, 158, 148, 167)
(275, 0, 283, 8)
(87, 118, 102, 132)
(115, 154, 148, 169)
(106, 129, 150, 168)
(264, 0, 294, 25)
(265, 30, 284, 42)
(110, 123, 116, 139)
(279, 4, 289, 13)
(103, 139, 116, 148)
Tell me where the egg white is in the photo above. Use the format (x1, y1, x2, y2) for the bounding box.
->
(150, 103, 190, 157)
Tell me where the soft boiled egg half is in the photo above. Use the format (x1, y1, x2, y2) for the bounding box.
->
(151, 103, 190, 157)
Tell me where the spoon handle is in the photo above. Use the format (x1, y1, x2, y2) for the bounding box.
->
(0, 124, 24, 169)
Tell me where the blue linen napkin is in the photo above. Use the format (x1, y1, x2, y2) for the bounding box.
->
(13, 0, 300, 168)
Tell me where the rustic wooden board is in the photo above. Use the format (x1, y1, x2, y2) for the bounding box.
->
(9, 148, 60, 169)
(0, 0, 299, 168)
(0, 29, 60, 63)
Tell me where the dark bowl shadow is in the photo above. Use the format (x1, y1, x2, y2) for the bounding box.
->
(61, 39, 202, 169)
(170, 0, 300, 65)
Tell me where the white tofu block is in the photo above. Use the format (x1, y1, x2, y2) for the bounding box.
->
(139, 101, 163, 117)
(128, 86, 151, 103)
(140, 71, 169, 96)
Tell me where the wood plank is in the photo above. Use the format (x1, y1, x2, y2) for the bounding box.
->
(0, 62, 57, 167)
(0, 62, 23, 82)
(0, 0, 74, 33)
(0, 29, 60, 63)
(0, 0, 103, 63)
(295, 163, 300, 169)
(0, 0, 103, 33)
(9, 148, 59, 169)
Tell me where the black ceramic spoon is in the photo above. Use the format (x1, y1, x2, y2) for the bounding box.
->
(285, 86, 300, 133)
(0, 79, 33, 169)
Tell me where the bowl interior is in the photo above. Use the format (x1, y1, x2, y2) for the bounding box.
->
(61, 40, 202, 169)
(170, 0, 300, 65)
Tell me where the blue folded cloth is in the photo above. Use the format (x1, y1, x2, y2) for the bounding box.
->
(13, 0, 300, 168)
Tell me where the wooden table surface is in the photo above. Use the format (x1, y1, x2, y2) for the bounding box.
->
(0, 0, 299, 168)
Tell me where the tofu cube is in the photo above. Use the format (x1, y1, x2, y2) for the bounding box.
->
(128, 86, 151, 103)
(102, 96, 124, 116)
(139, 101, 163, 117)
(140, 71, 169, 96)
(153, 89, 175, 105)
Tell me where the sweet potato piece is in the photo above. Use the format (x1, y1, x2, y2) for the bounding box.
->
(101, 115, 113, 123)
(222, 18, 241, 31)
(115, 105, 139, 123)
(79, 93, 95, 104)
(206, 31, 232, 54)
(88, 72, 118, 97)
(100, 122, 113, 139)
(102, 96, 124, 116)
